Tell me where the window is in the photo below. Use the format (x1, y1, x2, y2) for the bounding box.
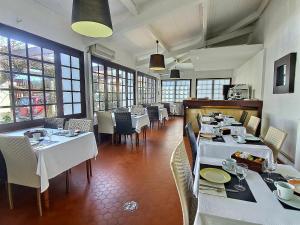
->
(137, 72, 156, 104)
(61, 53, 82, 115)
(91, 56, 135, 111)
(0, 24, 85, 130)
(161, 80, 191, 102)
(196, 78, 231, 100)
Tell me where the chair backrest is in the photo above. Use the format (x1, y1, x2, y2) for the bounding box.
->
(147, 106, 159, 122)
(114, 112, 133, 134)
(170, 141, 197, 225)
(68, 119, 93, 132)
(97, 111, 114, 134)
(185, 122, 197, 170)
(162, 103, 171, 114)
(264, 126, 287, 160)
(239, 111, 248, 124)
(151, 103, 164, 108)
(114, 107, 129, 113)
(0, 135, 40, 188)
(131, 105, 145, 115)
(246, 116, 261, 136)
(44, 117, 65, 129)
(196, 113, 202, 131)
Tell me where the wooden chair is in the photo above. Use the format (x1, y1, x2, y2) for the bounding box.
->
(185, 122, 198, 171)
(44, 117, 65, 129)
(147, 106, 160, 129)
(263, 127, 287, 161)
(246, 116, 261, 136)
(114, 112, 138, 146)
(170, 140, 197, 225)
(239, 111, 248, 125)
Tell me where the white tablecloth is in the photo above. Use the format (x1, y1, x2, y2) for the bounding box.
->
(159, 108, 169, 121)
(170, 104, 176, 114)
(6, 129, 98, 192)
(193, 158, 300, 225)
(112, 114, 150, 133)
(201, 124, 246, 136)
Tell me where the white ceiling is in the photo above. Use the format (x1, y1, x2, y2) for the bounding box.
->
(32, 0, 268, 72)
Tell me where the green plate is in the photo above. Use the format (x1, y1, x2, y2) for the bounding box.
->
(200, 168, 231, 184)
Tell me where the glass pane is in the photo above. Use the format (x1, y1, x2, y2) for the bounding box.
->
(15, 91, 30, 106)
(15, 106, 31, 122)
(62, 79, 71, 91)
(0, 36, 8, 53)
(64, 104, 72, 115)
(71, 56, 79, 68)
(0, 54, 10, 71)
(73, 92, 81, 102)
(92, 62, 98, 72)
(11, 57, 27, 73)
(100, 102, 105, 110)
(60, 53, 70, 66)
(32, 105, 45, 120)
(45, 91, 56, 104)
(0, 90, 12, 106)
(43, 48, 54, 63)
(61, 66, 71, 78)
(0, 72, 11, 88)
(72, 68, 80, 80)
(13, 74, 28, 89)
(94, 102, 99, 111)
(72, 80, 80, 91)
(31, 91, 44, 104)
(30, 76, 43, 90)
(10, 39, 26, 57)
(0, 107, 13, 124)
(46, 105, 57, 117)
(73, 103, 81, 114)
(29, 60, 42, 75)
(44, 77, 56, 90)
(28, 44, 41, 60)
(63, 92, 72, 103)
(44, 63, 55, 77)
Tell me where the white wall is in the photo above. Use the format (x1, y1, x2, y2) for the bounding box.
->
(251, 0, 300, 168)
(232, 50, 265, 99)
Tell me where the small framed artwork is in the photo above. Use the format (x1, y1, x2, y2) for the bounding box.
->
(273, 53, 297, 94)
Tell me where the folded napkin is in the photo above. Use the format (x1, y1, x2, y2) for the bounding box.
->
(199, 179, 227, 198)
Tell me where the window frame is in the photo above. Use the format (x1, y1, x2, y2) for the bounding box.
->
(196, 78, 231, 100)
(0, 23, 85, 132)
(161, 79, 191, 103)
(137, 72, 156, 104)
(91, 56, 136, 112)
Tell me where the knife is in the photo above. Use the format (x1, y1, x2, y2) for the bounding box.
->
(200, 184, 239, 192)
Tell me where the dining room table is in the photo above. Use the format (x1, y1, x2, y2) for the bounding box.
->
(193, 157, 300, 225)
(4, 128, 98, 208)
(158, 108, 169, 122)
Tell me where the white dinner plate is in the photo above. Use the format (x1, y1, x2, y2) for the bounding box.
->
(273, 190, 300, 209)
(231, 122, 242, 125)
(245, 136, 261, 142)
(237, 140, 247, 144)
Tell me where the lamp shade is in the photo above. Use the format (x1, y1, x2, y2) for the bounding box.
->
(170, 69, 180, 78)
(71, 0, 113, 38)
(149, 54, 165, 71)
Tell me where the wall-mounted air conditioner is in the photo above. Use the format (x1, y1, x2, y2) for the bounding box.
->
(89, 44, 115, 61)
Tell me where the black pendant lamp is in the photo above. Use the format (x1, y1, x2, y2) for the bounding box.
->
(149, 40, 165, 71)
(170, 60, 180, 78)
(71, 0, 113, 38)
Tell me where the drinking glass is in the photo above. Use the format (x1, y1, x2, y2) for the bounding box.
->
(263, 159, 277, 183)
(46, 130, 53, 141)
(234, 163, 248, 191)
(57, 124, 63, 131)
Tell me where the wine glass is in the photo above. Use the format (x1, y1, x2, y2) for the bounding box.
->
(234, 163, 248, 191)
(263, 159, 277, 183)
(46, 130, 53, 141)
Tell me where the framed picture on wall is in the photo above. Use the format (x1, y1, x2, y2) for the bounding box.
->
(273, 52, 297, 94)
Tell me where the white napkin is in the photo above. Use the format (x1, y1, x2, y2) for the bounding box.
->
(199, 179, 227, 198)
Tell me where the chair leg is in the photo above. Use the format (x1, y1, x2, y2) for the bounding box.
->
(65, 171, 70, 193)
(130, 134, 133, 147)
(136, 133, 139, 146)
(111, 134, 114, 144)
(36, 188, 42, 216)
(7, 183, 13, 210)
(98, 133, 101, 143)
(86, 160, 90, 184)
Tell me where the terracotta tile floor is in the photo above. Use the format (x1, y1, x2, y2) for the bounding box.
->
(0, 118, 188, 225)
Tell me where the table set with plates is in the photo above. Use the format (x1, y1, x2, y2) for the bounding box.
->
(193, 115, 300, 225)
(5, 128, 98, 193)
(159, 108, 169, 122)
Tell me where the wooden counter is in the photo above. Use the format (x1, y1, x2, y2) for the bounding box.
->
(183, 100, 263, 135)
